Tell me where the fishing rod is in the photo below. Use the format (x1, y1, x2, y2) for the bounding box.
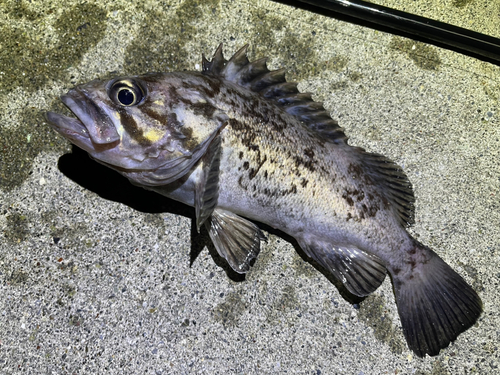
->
(280, 0, 500, 65)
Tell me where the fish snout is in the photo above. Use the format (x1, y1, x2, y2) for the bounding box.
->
(61, 89, 120, 145)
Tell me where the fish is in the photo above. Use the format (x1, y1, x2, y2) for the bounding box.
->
(46, 44, 482, 357)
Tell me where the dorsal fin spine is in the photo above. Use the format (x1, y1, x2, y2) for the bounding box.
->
(201, 44, 346, 144)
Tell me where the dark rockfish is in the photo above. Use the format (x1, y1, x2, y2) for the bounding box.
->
(46, 44, 481, 357)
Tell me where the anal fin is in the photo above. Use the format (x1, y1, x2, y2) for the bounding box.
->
(206, 208, 266, 273)
(299, 239, 387, 297)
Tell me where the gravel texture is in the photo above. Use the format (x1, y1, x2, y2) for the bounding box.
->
(1, 0, 499, 374)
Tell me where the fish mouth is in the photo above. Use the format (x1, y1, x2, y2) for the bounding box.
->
(46, 110, 98, 153)
(46, 89, 120, 153)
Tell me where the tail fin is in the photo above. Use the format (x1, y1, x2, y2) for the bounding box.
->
(392, 248, 482, 357)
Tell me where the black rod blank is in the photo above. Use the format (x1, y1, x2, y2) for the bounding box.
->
(294, 0, 500, 64)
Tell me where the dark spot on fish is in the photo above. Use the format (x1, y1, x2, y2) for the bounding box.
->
(249, 144, 259, 152)
(167, 86, 182, 106)
(248, 155, 267, 180)
(238, 151, 243, 159)
(237, 175, 247, 190)
(293, 155, 316, 173)
(304, 147, 315, 158)
(264, 170, 268, 179)
(346, 212, 353, 221)
(367, 202, 379, 217)
(300, 178, 308, 188)
(392, 267, 401, 275)
(167, 112, 180, 127)
(191, 101, 217, 118)
(243, 161, 249, 170)
(262, 183, 297, 198)
(342, 188, 365, 208)
(348, 163, 363, 180)
(344, 195, 354, 206)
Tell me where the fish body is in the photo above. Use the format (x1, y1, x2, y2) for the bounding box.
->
(46, 44, 482, 357)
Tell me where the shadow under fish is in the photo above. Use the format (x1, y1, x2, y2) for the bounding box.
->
(46, 43, 482, 357)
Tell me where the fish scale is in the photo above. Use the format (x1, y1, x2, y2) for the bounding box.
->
(46, 43, 482, 357)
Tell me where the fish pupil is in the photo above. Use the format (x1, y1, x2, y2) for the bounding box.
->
(117, 88, 135, 106)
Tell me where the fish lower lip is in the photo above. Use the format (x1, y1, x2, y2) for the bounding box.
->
(46, 111, 88, 137)
(46, 111, 96, 153)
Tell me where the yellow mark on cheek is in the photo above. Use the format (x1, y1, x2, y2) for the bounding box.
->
(143, 128, 165, 142)
(153, 100, 164, 106)
(111, 112, 125, 138)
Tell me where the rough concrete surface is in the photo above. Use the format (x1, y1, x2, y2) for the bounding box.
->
(1, 0, 499, 374)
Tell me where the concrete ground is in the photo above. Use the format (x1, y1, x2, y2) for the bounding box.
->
(1, 0, 499, 373)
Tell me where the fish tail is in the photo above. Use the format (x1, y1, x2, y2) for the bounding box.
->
(391, 243, 482, 357)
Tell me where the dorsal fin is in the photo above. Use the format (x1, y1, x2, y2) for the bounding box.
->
(202, 43, 347, 143)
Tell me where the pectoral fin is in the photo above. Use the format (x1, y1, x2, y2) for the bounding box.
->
(195, 134, 222, 231)
(206, 208, 266, 273)
(299, 238, 386, 297)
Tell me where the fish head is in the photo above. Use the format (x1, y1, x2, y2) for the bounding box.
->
(46, 73, 226, 185)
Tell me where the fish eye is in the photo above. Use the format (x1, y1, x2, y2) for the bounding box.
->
(108, 79, 147, 107)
